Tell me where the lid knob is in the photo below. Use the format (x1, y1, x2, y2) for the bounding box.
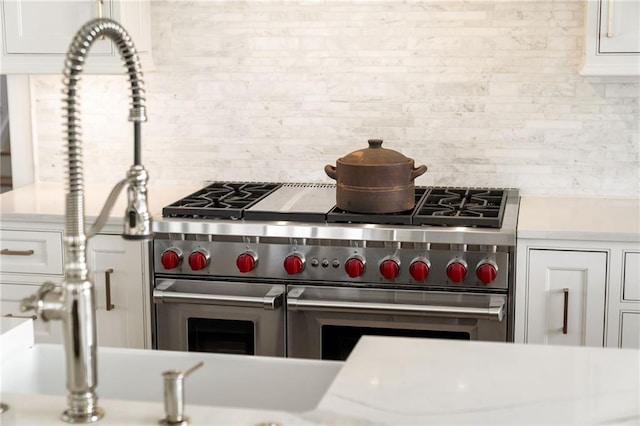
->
(368, 139, 383, 148)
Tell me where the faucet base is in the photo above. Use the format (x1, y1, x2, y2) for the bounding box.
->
(61, 407, 104, 424)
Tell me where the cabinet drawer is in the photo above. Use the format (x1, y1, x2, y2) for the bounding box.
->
(623, 252, 640, 301)
(0, 283, 64, 344)
(0, 229, 64, 275)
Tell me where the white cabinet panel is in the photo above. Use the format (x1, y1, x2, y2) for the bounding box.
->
(582, 0, 640, 76)
(0, 229, 63, 275)
(620, 312, 640, 348)
(87, 234, 147, 349)
(598, 0, 640, 53)
(526, 249, 607, 347)
(623, 252, 640, 301)
(3, 0, 113, 54)
(0, 0, 152, 74)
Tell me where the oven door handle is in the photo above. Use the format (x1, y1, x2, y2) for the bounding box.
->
(287, 292, 505, 321)
(153, 286, 284, 310)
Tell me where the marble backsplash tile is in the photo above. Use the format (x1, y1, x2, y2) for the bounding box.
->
(30, 0, 639, 197)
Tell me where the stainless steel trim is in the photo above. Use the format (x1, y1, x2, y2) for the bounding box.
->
(153, 283, 284, 310)
(287, 289, 505, 321)
(153, 220, 518, 246)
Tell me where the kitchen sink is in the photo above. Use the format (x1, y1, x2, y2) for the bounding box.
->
(0, 344, 343, 412)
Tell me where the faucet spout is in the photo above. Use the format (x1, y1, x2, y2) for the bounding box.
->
(20, 18, 151, 424)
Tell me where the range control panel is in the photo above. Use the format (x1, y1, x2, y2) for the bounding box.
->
(154, 239, 509, 290)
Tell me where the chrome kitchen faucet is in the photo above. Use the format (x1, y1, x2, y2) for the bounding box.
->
(20, 18, 151, 423)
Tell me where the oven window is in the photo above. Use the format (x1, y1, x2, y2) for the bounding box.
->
(187, 318, 255, 355)
(321, 325, 470, 361)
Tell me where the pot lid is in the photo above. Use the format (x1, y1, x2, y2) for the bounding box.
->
(338, 139, 412, 165)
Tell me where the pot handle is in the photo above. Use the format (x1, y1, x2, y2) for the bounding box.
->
(411, 164, 428, 180)
(324, 164, 337, 180)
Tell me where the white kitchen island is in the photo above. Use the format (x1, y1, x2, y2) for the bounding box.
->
(1, 319, 638, 425)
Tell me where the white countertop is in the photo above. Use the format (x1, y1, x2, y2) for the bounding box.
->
(3, 184, 639, 243)
(0, 183, 198, 225)
(318, 336, 640, 425)
(1, 331, 638, 425)
(518, 195, 640, 242)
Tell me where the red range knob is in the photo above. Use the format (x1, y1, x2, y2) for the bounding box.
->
(409, 260, 430, 281)
(188, 250, 209, 271)
(160, 249, 182, 270)
(447, 261, 467, 283)
(379, 259, 400, 280)
(345, 257, 365, 278)
(284, 254, 304, 275)
(476, 262, 498, 285)
(236, 252, 257, 273)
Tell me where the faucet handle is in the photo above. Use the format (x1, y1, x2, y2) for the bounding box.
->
(20, 282, 57, 315)
(159, 361, 203, 425)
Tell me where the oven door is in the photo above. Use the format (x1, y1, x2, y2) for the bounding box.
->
(287, 285, 507, 360)
(153, 279, 285, 357)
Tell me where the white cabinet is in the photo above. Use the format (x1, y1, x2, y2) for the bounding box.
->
(0, 222, 151, 348)
(516, 239, 640, 349)
(606, 250, 640, 348)
(581, 0, 640, 76)
(87, 234, 149, 349)
(0, 0, 152, 74)
(519, 247, 607, 346)
(0, 223, 65, 343)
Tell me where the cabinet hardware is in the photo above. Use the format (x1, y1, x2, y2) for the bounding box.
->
(4, 313, 37, 320)
(105, 268, 115, 311)
(562, 288, 569, 334)
(96, 0, 104, 19)
(1, 249, 35, 256)
(96, 0, 106, 40)
(607, 0, 615, 37)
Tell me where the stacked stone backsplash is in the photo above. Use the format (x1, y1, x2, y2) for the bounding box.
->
(31, 1, 639, 197)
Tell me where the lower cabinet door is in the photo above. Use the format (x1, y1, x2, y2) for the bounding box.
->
(526, 249, 607, 346)
(87, 234, 148, 349)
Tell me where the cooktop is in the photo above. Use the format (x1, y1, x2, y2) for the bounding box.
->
(162, 182, 515, 228)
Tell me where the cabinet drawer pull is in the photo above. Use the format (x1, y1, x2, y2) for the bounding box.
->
(4, 313, 37, 320)
(105, 268, 115, 311)
(562, 288, 569, 334)
(607, 0, 615, 38)
(1, 249, 35, 256)
(96, 0, 104, 19)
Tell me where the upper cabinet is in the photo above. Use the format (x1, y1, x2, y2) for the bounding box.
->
(0, 0, 152, 74)
(581, 0, 640, 76)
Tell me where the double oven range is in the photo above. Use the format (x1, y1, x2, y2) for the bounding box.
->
(152, 182, 520, 361)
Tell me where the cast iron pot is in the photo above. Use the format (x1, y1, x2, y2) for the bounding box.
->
(324, 139, 428, 214)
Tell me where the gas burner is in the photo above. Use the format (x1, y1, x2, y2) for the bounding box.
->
(413, 188, 507, 228)
(163, 182, 281, 219)
(327, 187, 429, 225)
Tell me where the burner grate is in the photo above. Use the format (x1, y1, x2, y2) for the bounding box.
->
(327, 187, 429, 225)
(412, 188, 507, 228)
(162, 182, 281, 219)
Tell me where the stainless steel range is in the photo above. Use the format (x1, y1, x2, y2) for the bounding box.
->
(152, 182, 520, 360)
